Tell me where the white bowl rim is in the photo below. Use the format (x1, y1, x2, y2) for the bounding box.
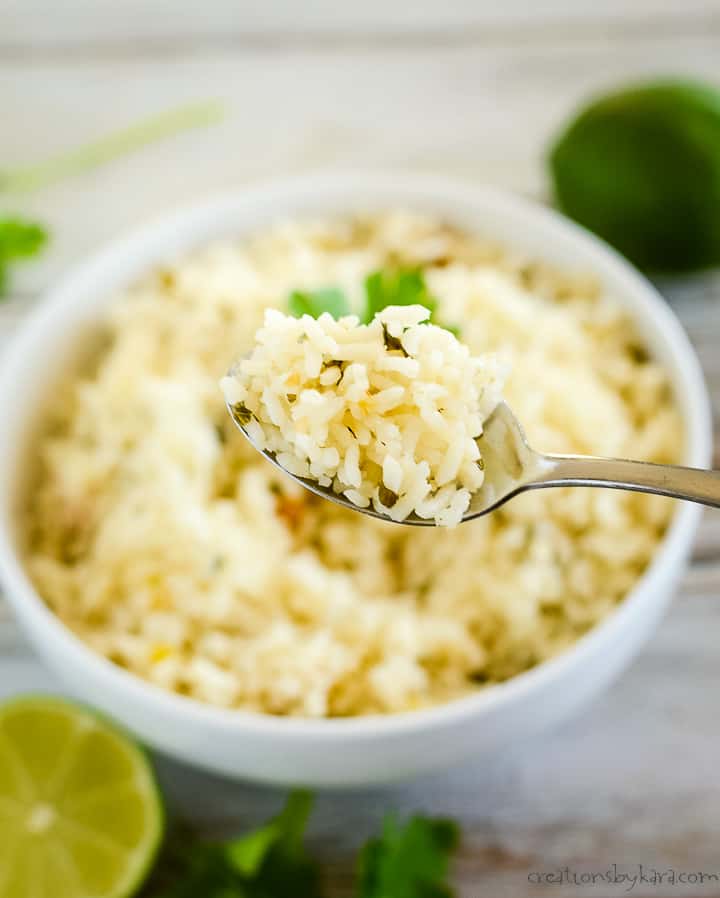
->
(0, 170, 711, 740)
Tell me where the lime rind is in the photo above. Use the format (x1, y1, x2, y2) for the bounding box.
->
(549, 79, 720, 273)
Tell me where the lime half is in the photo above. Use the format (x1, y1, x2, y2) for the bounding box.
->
(0, 695, 163, 898)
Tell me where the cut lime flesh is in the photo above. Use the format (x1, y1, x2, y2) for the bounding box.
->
(0, 695, 163, 898)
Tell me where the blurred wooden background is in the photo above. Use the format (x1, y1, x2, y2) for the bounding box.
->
(2, 3, 720, 895)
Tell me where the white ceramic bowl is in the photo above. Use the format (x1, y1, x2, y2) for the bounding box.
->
(0, 173, 711, 787)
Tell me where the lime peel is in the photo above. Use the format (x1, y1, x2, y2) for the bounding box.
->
(548, 79, 720, 272)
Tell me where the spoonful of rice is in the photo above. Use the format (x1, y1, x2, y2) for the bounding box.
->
(221, 305, 720, 526)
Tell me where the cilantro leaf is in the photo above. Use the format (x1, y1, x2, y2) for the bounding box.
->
(0, 218, 47, 259)
(148, 791, 322, 898)
(0, 217, 48, 299)
(224, 822, 280, 878)
(357, 814, 459, 898)
(285, 269, 460, 337)
(288, 287, 350, 320)
(361, 269, 460, 337)
(140, 794, 462, 898)
(225, 790, 320, 896)
(362, 269, 437, 324)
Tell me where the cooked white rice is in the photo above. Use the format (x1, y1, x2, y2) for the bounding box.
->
(221, 305, 505, 526)
(25, 211, 682, 717)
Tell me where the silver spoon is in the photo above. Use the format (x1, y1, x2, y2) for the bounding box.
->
(227, 399, 720, 526)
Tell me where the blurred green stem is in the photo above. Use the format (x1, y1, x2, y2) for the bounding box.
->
(0, 100, 223, 194)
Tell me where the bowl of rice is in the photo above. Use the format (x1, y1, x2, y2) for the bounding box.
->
(0, 172, 711, 785)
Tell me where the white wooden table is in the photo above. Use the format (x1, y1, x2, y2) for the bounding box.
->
(2, 4, 720, 895)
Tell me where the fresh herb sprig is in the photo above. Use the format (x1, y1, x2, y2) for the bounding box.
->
(357, 814, 459, 898)
(143, 793, 459, 898)
(287, 268, 460, 336)
(0, 100, 223, 299)
(146, 791, 322, 898)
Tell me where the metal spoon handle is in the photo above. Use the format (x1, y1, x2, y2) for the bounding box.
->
(532, 455, 720, 508)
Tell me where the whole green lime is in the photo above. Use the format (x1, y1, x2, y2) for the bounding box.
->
(548, 80, 720, 272)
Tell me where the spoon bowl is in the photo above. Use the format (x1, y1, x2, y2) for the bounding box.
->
(228, 397, 720, 523)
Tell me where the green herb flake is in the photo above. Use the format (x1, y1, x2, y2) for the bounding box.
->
(320, 358, 348, 384)
(288, 287, 350, 320)
(357, 813, 459, 898)
(628, 342, 650, 363)
(468, 670, 489, 684)
(381, 322, 409, 356)
(321, 358, 347, 372)
(378, 484, 400, 508)
(230, 402, 253, 426)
